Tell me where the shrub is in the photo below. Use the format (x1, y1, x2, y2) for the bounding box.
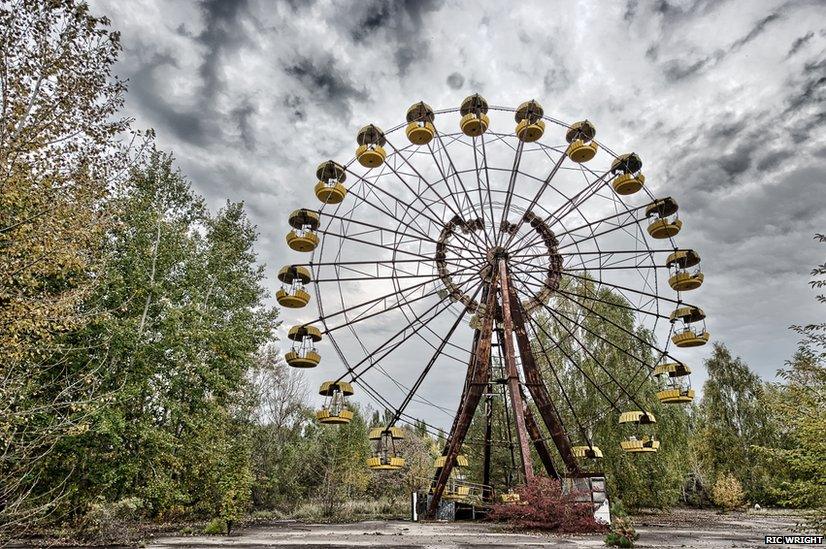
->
(488, 477, 605, 533)
(203, 518, 227, 535)
(605, 516, 638, 547)
(77, 497, 144, 541)
(610, 499, 629, 519)
(711, 474, 745, 511)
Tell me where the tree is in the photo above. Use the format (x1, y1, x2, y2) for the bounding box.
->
(0, 0, 130, 537)
(695, 343, 778, 502)
(27, 151, 277, 525)
(306, 406, 371, 517)
(248, 344, 314, 510)
(532, 278, 692, 509)
(757, 235, 826, 531)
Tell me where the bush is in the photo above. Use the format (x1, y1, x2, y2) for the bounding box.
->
(488, 477, 605, 533)
(203, 518, 227, 535)
(605, 516, 638, 547)
(77, 497, 144, 541)
(610, 499, 629, 519)
(711, 474, 745, 511)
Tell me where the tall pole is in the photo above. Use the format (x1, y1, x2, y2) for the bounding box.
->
(482, 386, 493, 502)
(497, 258, 534, 483)
(427, 278, 497, 518)
(504, 262, 582, 475)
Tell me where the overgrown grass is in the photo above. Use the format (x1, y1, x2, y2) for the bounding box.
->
(250, 498, 408, 523)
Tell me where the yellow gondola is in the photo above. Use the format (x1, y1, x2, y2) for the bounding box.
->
(356, 124, 387, 168)
(315, 381, 354, 424)
(515, 100, 545, 142)
(610, 153, 645, 195)
(286, 209, 320, 252)
(433, 454, 470, 501)
(666, 249, 704, 291)
(565, 120, 598, 163)
(367, 427, 406, 470)
(572, 445, 603, 459)
(405, 101, 436, 145)
(276, 265, 312, 308)
(314, 160, 347, 204)
(285, 325, 321, 368)
(672, 327, 710, 347)
(459, 94, 490, 137)
(646, 197, 682, 239)
(653, 361, 695, 403)
(619, 411, 659, 453)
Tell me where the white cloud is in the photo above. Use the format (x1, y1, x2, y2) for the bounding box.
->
(91, 0, 826, 433)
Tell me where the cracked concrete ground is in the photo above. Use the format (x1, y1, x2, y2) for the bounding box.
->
(148, 509, 809, 548)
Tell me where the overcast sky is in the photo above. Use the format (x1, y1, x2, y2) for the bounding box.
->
(90, 0, 825, 430)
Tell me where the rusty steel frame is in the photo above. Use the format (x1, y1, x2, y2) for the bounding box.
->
(426, 259, 583, 518)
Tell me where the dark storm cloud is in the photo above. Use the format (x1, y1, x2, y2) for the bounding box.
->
(623, 0, 637, 23)
(196, 0, 251, 99)
(283, 57, 369, 118)
(784, 59, 826, 141)
(729, 13, 780, 50)
(342, 0, 442, 76)
(128, 52, 212, 146)
(446, 72, 464, 89)
(787, 32, 814, 57)
(232, 100, 257, 151)
(661, 12, 780, 82)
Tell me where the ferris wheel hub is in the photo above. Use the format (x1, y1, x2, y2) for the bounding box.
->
(486, 245, 509, 262)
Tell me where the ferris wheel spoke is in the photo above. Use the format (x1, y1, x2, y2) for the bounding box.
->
(372, 362, 457, 420)
(479, 132, 500, 245)
(333, 271, 486, 385)
(344, 176, 434, 241)
(537, 301, 649, 411)
(429, 131, 491, 247)
(317, 258, 486, 332)
(353, 376, 453, 434)
(525, 316, 597, 447)
(315, 227, 441, 262)
(553, 210, 651, 253)
(495, 140, 525, 247)
(383, 139, 488, 250)
(555, 288, 670, 320)
(319, 209, 444, 248)
(551, 289, 678, 364)
(469, 135, 493, 248)
(562, 264, 666, 272)
(552, 204, 649, 240)
(420, 138, 469, 227)
(527, 309, 625, 414)
(506, 167, 612, 254)
(561, 270, 680, 305)
(500, 147, 568, 250)
(341, 287, 478, 385)
(344, 165, 478, 251)
(385, 280, 484, 428)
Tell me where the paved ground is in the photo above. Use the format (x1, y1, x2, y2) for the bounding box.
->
(147, 509, 810, 548)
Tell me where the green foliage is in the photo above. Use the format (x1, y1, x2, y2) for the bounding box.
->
(754, 236, 826, 531)
(203, 518, 227, 535)
(306, 406, 372, 517)
(0, 0, 131, 536)
(20, 151, 277, 527)
(694, 343, 781, 503)
(710, 473, 744, 511)
(604, 516, 638, 547)
(532, 278, 692, 509)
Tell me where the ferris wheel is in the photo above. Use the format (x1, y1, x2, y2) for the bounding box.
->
(276, 95, 708, 514)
